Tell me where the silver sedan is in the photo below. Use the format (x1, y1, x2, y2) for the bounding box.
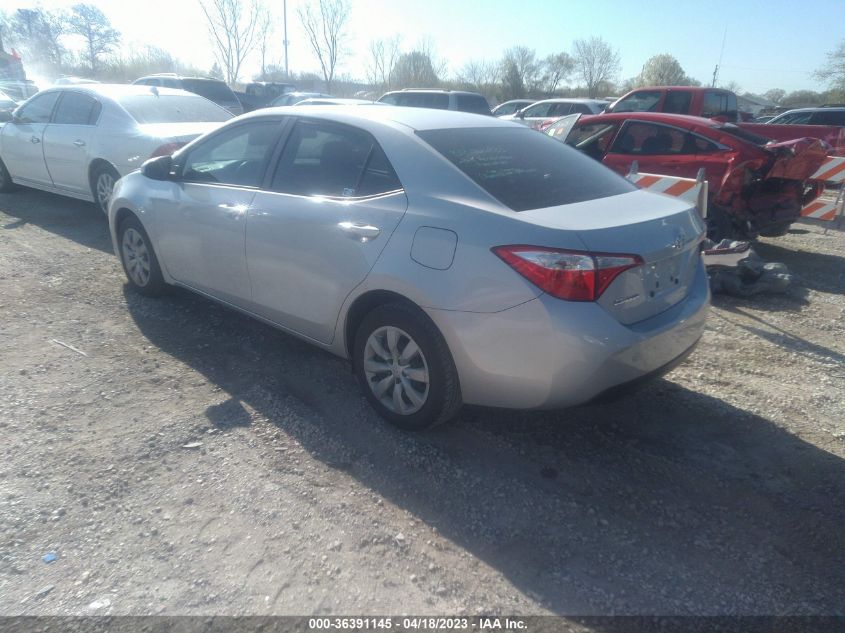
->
(0, 84, 232, 213)
(108, 106, 709, 430)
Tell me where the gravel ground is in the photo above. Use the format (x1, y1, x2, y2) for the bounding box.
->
(0, 189, 843, 617)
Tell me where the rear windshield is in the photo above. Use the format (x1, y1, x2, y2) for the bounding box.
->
(118, 94, 233, 124)
(714, 123, 772, 146)
(456, 94, 491, 115)
(380, 92, 450, 109)
(418, 127, 635, 211)
(181, 79, 238, 104)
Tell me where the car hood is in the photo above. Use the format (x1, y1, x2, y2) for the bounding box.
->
(136, 121, 225, 142)
(762, 137, 830, 181)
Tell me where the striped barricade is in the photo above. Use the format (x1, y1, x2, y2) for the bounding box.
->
(802, 156, 845, 223)
(626, 162, 708, 219)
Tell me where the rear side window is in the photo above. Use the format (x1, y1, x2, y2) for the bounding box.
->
(702, 91, 737, 118)
(181, 121, 280, 187)
(810, 110, 845, 125)
(664, 91, 692, 114)
(54, 92, 100, 125)
(455, 94, 491, 114)
(418, 127, 634, 211)
(182, 79, 238, 104)
(611, 122, 685, 155)
(272, 121, 401, 197)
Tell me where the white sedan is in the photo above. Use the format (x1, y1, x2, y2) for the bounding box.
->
(0, 84, 232, 213)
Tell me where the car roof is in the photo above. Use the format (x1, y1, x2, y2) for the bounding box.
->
(582, 111, 720, 129)
(380, 89, 485, 97)
(244, 104, 518, 132)
(36, 84, 196, 99)
(533, 97, 606, 104)
(776, 107, 845, 113)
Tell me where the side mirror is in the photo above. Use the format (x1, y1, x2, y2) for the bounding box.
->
(0, 110, 12, 123)
(516, 109, 526, 119)
(141, 155, 173, 181)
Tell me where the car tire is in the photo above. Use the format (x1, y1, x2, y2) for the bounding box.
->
(758, 221, 792, 237)
(0, 157, 16, 192)
(91, 163, 120, 215)
(353, 302, 462, 431)
(118, 215, 167, 296)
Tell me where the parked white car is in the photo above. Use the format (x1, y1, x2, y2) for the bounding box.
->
(501, 98, 607, 128)
(0, 84, 232, 213)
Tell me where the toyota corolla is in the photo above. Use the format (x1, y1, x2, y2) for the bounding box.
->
(108, 106, 709, 430)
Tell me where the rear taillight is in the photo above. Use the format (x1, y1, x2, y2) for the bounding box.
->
(492, 245, 643, 302)
(150, 142, 186, 158)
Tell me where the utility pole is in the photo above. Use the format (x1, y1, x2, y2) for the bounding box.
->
(283, 0, 289, 78)
(712, 26, 727, 87)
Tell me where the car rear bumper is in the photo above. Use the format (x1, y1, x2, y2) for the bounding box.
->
(426, 257, 709, 410)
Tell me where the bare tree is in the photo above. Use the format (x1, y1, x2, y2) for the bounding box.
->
(457, 59, 499, 94)
(256, 6, 273, 80)
(1, 10, 13, 53)
(501, 46, 540, 94)
(572, 36, 620, 98)
(815, 39, 845, 94)
(67, 4, 120, 76)
(9, 8, 69, 72)
(763, 88, 785, 104)
(367, 35, 401, 92)
(198, 0, 261, 84)
(541, 52, 575, 94)
(298, 0, 350, 94)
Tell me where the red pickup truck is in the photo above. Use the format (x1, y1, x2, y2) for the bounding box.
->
(606, 87, 845, 155)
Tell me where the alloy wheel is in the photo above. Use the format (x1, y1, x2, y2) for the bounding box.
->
(121, 228, 151, 287)
(363, 326, 430, 415)
(96, 172, 115, 213)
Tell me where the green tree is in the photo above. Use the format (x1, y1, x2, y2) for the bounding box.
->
(500, 59, 525, 100)
(637, 54, 696, 86)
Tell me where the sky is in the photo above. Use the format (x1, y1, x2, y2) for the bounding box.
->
(8, 0, 841, 94)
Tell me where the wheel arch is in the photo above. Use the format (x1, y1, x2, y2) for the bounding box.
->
(88, 158, 119, 191)
(342, 289, 429, 359)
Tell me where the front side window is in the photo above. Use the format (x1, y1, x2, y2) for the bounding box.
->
(610, 90, 662, 113)
(523, 102, 554, 118)
(271, 121, 400, 197)
(418, 127, 634, 211)
(181, 121, 281, 187)
(15, 91, 60, 123)
(53, 92, 100, 125)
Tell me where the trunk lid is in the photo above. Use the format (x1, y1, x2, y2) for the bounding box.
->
(519, 189, 706, 324)
(761, 137, 829, 181)
(137, 121, 224, 143)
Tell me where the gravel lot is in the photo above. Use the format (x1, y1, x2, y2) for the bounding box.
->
(0, 189, 843, 617)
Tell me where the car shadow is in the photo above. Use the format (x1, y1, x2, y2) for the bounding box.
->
(713, 305, 845, 366)
(753, 240, 845, 296)
(124, 286, 845, 615)
(0, 188, 111, 254)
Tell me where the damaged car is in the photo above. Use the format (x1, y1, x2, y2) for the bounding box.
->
(547, 112, 829, 239)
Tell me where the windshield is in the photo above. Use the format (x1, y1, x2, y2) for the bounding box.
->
(118, 94, 233, 124)
(418, 127, 634, 211)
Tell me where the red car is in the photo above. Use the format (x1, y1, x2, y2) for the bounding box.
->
(547, 112, 829, 239)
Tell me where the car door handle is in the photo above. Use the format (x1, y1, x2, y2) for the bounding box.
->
(338, 221, 380, 241)
(73, 140, 86, 147)
(218, 202, 247, 218)
(30, 136, 40, 144)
